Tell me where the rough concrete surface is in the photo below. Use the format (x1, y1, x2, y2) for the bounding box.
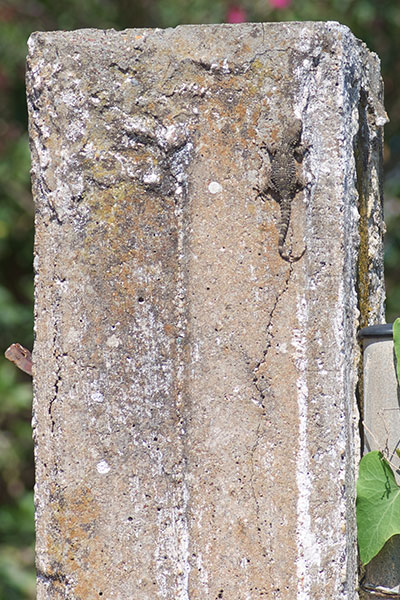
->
(26, 22, 386, 599)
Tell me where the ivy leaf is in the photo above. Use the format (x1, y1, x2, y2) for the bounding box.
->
(393, 317, 400, 387)
(357, 450, 400, 565)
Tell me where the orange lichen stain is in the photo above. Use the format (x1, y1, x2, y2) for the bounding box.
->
(260, 219, 277, 235)
(198, 90, 258, 169)
(164, 323, 176, 337)
(269, 125, 281, 145)
(44, 483, 110, 598)
(46, 483, 99, 550)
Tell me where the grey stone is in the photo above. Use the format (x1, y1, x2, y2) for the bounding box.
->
(27, 22, 386, 599)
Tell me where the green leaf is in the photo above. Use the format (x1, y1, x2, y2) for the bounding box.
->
(393, 317, 400, 387)
(357, 450, 400, 564)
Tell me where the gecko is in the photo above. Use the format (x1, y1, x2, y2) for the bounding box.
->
(5, 343, 32, 376)
(261, 118, 307, 263)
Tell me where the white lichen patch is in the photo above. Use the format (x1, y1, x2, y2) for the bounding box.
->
(97, 460, 111, 474)
(90, 391, 104, 403)
(106, 334, 120, 348)
(208, 181, 222, 194)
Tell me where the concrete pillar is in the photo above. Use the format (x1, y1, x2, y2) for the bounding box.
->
(26, 23, 386, 599)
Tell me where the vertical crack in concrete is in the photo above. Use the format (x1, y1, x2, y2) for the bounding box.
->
(48, 367, 61, 434)
(252, 262, 293, 405)
(48, 279, 62, 433)
(249, 262, 294, 565)
(249, 422, 266, 558)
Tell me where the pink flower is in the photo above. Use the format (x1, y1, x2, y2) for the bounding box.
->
(227, 5, 247, 23)
(269, 0, 292, 8)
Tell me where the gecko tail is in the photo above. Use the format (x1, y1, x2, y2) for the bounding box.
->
(278, 246, 306, 263)
(278, 204, 305, 262)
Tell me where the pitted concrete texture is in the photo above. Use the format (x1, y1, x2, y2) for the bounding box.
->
(27, 23, 386, 599)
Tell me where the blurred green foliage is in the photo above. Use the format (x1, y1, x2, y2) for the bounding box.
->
(1, 0, 399, 597)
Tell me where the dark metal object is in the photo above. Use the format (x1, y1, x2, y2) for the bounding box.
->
(359, 323, 393, 340)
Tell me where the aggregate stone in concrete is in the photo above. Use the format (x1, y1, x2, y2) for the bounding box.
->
(27, 22, 386, 599)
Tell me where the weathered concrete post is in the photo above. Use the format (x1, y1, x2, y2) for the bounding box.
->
(27, 23, 386, 599)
